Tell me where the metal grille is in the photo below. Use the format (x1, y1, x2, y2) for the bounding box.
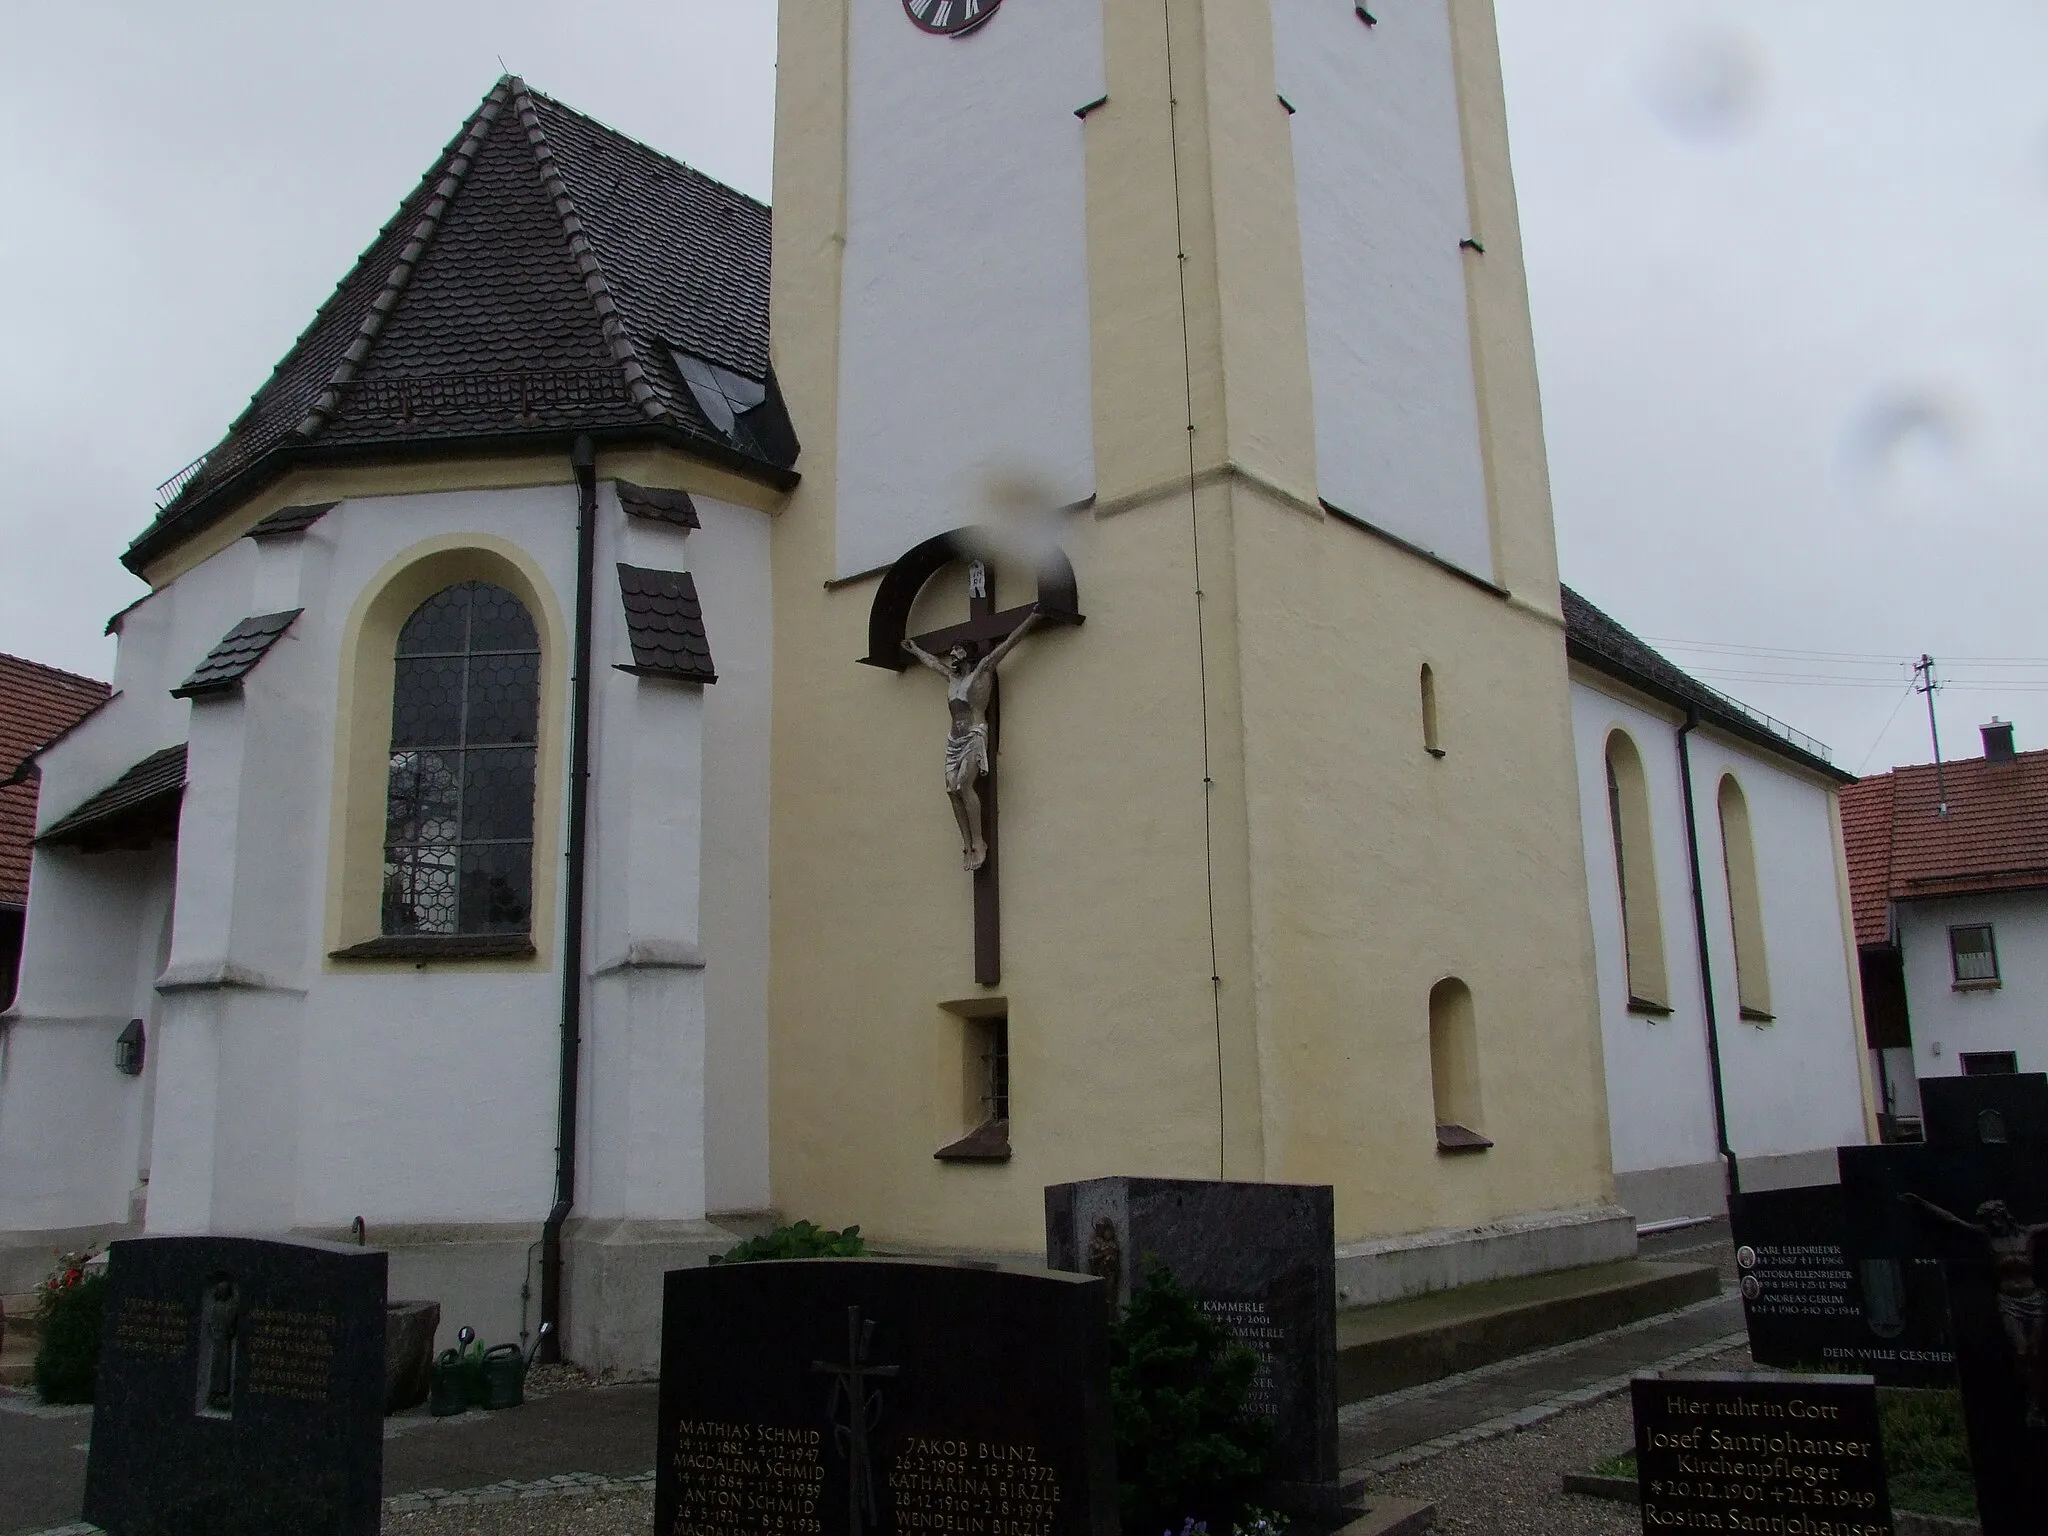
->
(382, 582, 540, 937)
(981, 1018, 1010, 1123)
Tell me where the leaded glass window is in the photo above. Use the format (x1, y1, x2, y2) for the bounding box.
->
(382, 582, 539, 937)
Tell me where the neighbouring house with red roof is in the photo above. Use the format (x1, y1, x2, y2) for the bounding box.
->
(0, 655, 113, 1007)
(1843, 721, 2048, 1132)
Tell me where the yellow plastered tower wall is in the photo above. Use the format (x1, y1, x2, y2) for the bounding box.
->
(767, 0, 1618, 1262)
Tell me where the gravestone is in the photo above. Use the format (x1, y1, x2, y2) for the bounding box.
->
(1044, 1177, 1337, 1513)
(1729, 1182, 1953, 1385)
(1632, 1372, 1893, 1533)
(657, 1259, 1117, 1536)
(1841, 1142, 2048, 1536)
(83, 1235, 386, 1536)
(1920, 1072, 2048, 1150)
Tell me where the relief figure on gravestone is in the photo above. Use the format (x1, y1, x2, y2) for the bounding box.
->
(1086, 1217, 1122, 1309)
(196, 1275, 239, 1417)
(1903, 1194, 2048, 1425)
(902, 588, 1043, 871)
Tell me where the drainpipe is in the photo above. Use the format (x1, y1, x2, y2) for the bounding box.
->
(1676, 709, 1740, 1210)
(540, 433, 599, 1363)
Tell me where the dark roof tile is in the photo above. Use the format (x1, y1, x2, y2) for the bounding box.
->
(246, 502, 337, 539)
(37, 744, 187, 850)
(129, 77, 792, 575)
(170, 611, 303, 699)
(616, 482, 699, 529)
(616, 564, 716, 683)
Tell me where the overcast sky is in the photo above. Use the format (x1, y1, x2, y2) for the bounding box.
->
(3, 1, 2042, 777)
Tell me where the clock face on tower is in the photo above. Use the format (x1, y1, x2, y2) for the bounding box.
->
(902, 0, 1001, 37)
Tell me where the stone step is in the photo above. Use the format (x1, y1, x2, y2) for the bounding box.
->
(1335, 1258, 1722, 1402)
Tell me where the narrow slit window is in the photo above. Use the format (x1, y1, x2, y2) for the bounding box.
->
(1429, 978, 1490, 1151)
(1605, 731, 1670, 1012)
(1717, 776, 1773, 1021)
(1420, 663, 1443, 757)
(1950, 925, 2000, 987)
(381, 581, 540, 938)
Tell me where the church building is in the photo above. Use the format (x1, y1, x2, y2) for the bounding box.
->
(0, 0, 1859, 1372)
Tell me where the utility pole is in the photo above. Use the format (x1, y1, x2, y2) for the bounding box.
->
(1914, 654, 1949, 817)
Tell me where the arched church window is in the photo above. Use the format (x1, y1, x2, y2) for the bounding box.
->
(1717, 774, 1773, 1022)
(1605, 730, 1670, 1012)
(381, 582, 540, 937)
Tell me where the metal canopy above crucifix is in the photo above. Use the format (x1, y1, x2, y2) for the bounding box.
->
(862, 529, 1084, 985)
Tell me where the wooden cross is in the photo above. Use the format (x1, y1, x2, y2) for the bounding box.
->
(904, 560, 1033, 985)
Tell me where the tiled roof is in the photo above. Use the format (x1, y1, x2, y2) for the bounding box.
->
(170, 611, 303, 699)
(616, 482, 699, 530)
(0, 655, 112, 906)
(129, 77, 793, 575)
(1560, 585, 1848, 783)
(1842, 748, 2048, 949)
(246, 503, 336, 540)
(36, 744, 187, 852)
(616, 565, 716, 683)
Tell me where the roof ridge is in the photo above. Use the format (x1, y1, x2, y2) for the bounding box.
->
(294, 80, 514, 439)
(508, 78, 668, 425)
(521, 85, 771, 214)
(0, 654, 112, 694)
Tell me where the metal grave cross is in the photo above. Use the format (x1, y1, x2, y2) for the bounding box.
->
(812, 1305, 901, 1533)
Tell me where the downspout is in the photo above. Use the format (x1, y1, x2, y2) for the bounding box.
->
(1676, 709, 1739, 1209)
(540, 433, 599, 1362)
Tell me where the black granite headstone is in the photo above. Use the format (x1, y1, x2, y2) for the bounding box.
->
(1841, 1142, 2048, 1536)
(1632, 1372, 1893, 1535)
(1730, 1182, 1953, 1386)
(83, 1235, 386, 1536)
(1920, 1072, 2048, 1150)
(657, 1259, 1117, 1536)
(1044, 1177, 1337, 1513)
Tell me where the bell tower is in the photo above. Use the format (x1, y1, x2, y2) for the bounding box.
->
(767, 0, 1617, 1267)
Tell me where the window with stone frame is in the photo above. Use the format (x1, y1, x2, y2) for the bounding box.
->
(381, 582, 540, 937)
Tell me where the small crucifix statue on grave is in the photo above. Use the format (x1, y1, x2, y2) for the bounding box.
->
(1903, 1193, 2048, 1426)
(813, 1306, 900, 1532)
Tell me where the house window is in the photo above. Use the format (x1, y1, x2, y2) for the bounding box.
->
(1717, 776, 1773, 1022)
(381, 582, 540, 937)
(1605, 730, 1670, 1012)
(1960, 1050, 2018, 1077)
(1950, 925, 2000, 988)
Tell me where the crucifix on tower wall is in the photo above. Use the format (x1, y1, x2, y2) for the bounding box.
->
(863, 531, 1084, 987)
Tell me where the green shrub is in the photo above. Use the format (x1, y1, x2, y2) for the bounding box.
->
(1109, 1260, 1272, 1535)
(1879, 1387, 1977, 1520)
(34, 1264, 107, 1405)
(710, 1220, 869, 1264)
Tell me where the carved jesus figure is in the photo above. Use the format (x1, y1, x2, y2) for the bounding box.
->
(903, 607, 1043, 870)
(1903, 1193, 2048, 1426)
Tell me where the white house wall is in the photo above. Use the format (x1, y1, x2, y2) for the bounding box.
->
(1270, 0, 1494, 581)
(1899, 891, 2048, 1079)
(1570, 675, 1870, 1220)
(833, 0, 1103, 577)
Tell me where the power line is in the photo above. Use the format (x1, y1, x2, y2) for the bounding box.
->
(1857, 682, 1920, 775)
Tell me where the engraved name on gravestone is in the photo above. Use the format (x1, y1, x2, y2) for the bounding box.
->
(1044, 1178, 1338, 1512)
(1730, 1181, 1953, 1386)
(656, 1259, 1117, 1536)
(83, 1235, 386, 1536)
(1631, 1373, 1893, 1536)
(1841, 1141, 2048, 1536)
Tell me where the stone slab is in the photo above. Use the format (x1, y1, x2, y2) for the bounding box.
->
(82, 1234, 386, 1536)
(656, 1258, 1116, 1536)
(1334, 1495, 1435, 1536)
(1046, 1177, 1338, 1505)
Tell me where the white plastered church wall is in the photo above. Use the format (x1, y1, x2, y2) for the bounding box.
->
(1270, 0, 1495, 580)
(1570, 681, 1721, 1218)
(1682, 731, 1868, 1179)
(1899, 891, 2048, 1080)
(833, 0, 1103, 578)
(1570, 675, 1870, 1219)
